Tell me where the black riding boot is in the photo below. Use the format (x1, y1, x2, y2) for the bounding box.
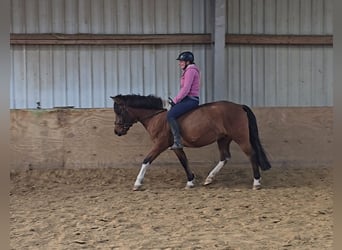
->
(168, 119, 183, 150)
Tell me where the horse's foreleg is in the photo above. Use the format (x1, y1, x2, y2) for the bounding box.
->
(253, 176, 261, 190)
(173, 149, 195, 189)
(133, 162, 150, 191)
(133, 147, 165, 191)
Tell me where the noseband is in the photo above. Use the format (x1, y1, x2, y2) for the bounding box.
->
(114, 107, 136, 129)
(114, 120, 134, 130)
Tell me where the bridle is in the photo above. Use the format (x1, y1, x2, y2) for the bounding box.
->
(114, 106, 166, 129)
(114, 120, 134, 130)
(114, 106, 136, 129)
(139, 109, 167, 122)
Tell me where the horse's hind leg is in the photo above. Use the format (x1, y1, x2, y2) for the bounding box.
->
(238, 141, 261, 190)
(204, 138, 231, 185)
(251, 153, 262, 190)
(173, 149, 195, 189)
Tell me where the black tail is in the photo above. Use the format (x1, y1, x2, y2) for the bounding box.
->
(242, 105, 271, 171)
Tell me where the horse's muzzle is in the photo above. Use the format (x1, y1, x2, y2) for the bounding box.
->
(114, 128, 127, 136)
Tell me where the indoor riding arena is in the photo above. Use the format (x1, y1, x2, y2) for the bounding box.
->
(10, 0, 333, 249)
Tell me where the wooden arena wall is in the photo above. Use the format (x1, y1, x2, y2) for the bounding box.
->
(10, 107, 332, 170)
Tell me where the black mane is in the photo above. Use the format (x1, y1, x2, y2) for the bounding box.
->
(114, 94, 164, 110)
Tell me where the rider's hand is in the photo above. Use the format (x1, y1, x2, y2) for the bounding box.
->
(168, 97, 175, 107)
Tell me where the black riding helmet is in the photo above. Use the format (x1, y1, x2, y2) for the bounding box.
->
(176, 51, 194, 63)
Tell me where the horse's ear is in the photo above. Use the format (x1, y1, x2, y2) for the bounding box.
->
(110, 96, 118, 103)
(110, 95, 124, 105)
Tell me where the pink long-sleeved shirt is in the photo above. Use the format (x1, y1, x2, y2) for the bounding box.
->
(173, 64, 200, 104)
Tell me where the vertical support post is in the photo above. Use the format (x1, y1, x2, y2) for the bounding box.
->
(213, 0, 226, 101)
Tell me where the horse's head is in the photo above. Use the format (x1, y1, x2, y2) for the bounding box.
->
(110, 96, 137, 136)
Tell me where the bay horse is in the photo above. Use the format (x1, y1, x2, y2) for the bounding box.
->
(111, 94, 271, 191)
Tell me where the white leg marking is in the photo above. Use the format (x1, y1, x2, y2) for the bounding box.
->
(204, 160, 226, 185)
(133, 163, 150, 191)
(253, 178, 261, 190)
(185, 180, 195, 189)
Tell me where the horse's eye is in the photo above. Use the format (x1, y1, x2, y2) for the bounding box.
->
(114, 104, 122, 114)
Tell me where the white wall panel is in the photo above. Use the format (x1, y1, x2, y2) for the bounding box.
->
(130, 46, 144, 95)
(275, 47, 288, 106)
(227, 0, 240, 33)
(142, 0, 155, 33)
(65, 46, 80, 107)
(324, 47, 333, 104)
(92, 47, 106, 107)
(252, 0, 263, 34)
(299, 47, 312, 105)
(312, 0, 324, 34)
(39, 46, 53, 108)
(38, 0, 52, 33)
(10, 0, 332, 108)
(240, 0, 252, 34)
(264, 47, 277, 106)
(64, 0, 78, 33)
(53, 47, 67, 107)
(301, 0, 312, 35)
(288, 0, 300, 34)
(240, 47, 253, 104)
(180, 0, 193, 33)
(91, 0, 104, 34)
(225, 45, 333, 107)
(78, 0, 91, 33)
(52, 0, 65, 33)
(12, 47, 26, 108)
(252, 47, 265, 106)
(11, 0, 333, 35)
(227, 46, 241, 104)
(104, 46, 118, 107)
(11, 0, 24, 33)
(129, 0, 143, 34)
(155, 0, 168, 34)
(26, 46, 40, 108)
(227, 0, 332, 35)
(25, 0, 39, 33)
(117, 45, 131, 94)
(155, 47, 169, 98)
(79, 46, 92, 107)
(276, 0, 288, 34)
(324, 0, 333, 34)
(103, 0, 117, 34)
(168, 0, 180, 33)
(264, 0, 276, 34)
(142, 48, 157, 95)
(193, 0, 206, 33)
(117, 1, 130, 33)
(288, 47, 301, 104)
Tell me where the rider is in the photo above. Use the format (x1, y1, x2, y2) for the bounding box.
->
(167, 51, 201, 150)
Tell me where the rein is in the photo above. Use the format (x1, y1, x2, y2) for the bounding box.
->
(115, 108, 166, 128)
(139, 109, 167, 122)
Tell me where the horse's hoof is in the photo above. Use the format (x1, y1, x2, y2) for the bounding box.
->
(204, 177, 213, 186)
(133, 185, 142, 191)
(253, 185, 261, 190)
(185, 180, 195, 189)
